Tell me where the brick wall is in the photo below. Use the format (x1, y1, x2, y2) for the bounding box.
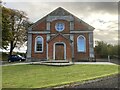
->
(31, 34, 47, 59)
(50, 20, 70, 34)
(48, 34, 72, 60)
(74, 18, 88, 30)
(30, 17, 91, 61)
(32, 18, 46, 31)
(74, 33, 89, 61)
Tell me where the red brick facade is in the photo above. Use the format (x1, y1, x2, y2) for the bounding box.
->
(48, 34, 72, 60)
(31, 34, 47, 59)
(27, 7, 94, 62)
(50, 20, 70, 34)
(74, 33, 89, 61)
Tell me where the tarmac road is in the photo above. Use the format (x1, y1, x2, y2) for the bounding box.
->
(33, 74, 120, 90)
(51, 74, 120, 90)
(74, 74, 119, 88)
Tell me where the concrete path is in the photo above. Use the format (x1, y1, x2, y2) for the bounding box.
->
(1, 61, 117, 66)
(2, 62, 30, 66)
(74, 62, 117, 65)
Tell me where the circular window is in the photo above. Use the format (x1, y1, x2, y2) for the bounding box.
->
(55, 23, 65, 32)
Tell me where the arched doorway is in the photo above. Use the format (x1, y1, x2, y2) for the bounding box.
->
(53, 42, 66, 60)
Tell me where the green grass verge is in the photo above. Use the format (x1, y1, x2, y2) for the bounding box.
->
(2, 64, 119, 88)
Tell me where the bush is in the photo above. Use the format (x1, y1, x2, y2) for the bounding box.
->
(2, 52, 9, 61)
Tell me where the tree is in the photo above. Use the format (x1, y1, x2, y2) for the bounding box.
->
(2, 6, 12, 49)
(95, 41, 108, 58)
(2, 6, 31, 56)
(94, 41, 119, 59)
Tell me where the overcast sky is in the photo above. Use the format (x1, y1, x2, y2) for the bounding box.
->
(2, 1, 119, 52)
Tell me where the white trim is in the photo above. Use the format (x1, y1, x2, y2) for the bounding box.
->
(53, 42, 66, 60)
(70, 31, 93, 33)
(50, 34, 71, 35)
(47, 16, 74, 22)
(28, 31, 92, 34)
(89, 32, 94, 58)
(55, 22, 65, 32)
(46, 22, 50, 30)
(28, 31, 50, 34)
(35, 36, 44, 53)
(27, 33, 32, 58)
(70, 21, 74, 30)
(47, 43, 48, 60)
(77, 35, 86, 52)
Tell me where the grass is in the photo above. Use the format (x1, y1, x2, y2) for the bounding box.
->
(2, 64, 119, 88)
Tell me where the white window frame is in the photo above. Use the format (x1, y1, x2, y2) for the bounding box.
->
(35, 36, 44, 53)
(77, 35, 86, 52)
(55, 22, 65, 32)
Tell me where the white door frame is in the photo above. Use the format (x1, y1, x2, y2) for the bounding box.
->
(53, 42, 66, 60)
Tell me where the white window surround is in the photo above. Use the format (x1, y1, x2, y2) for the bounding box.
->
(77, 35, 86, 52)
(55, 22, 65, 32)
(53, 42, 66, 60)
(35, 36, 44, 53)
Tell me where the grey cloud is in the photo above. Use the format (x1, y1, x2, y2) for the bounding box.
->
(94, 30, 118, 45)
(4, 2, 118, 45)
(47, 2, 118, 16)
(5, 2, 118, 21)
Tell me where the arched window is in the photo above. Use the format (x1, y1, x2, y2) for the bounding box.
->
(35, 36, 43, 52)
(77, 35, 86, 52)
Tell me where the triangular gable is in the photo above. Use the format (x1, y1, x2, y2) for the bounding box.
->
(29, 7, 95, 31)
(49, 7, 71, 16)
(74, 16, 95, 30)
(47, 33, 73, 43)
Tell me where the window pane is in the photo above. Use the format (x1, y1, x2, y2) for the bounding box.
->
(36, 37, 43, 52)
(78, 36, 85, 52)
(37, 37, 42, 44)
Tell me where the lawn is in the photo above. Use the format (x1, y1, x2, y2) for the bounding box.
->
(2, 64, 119, 88)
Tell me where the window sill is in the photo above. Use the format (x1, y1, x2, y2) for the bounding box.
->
(34, 51, 43, 53)
(77, 51, 86, 53)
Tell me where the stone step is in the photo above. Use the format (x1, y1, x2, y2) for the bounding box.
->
(41, 62, 73, 66)
(41, 60, 70, 63)
(30, 61, 73, 66)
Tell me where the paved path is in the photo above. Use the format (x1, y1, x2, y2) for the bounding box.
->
(1, 61, 117, 66)
(1, 62, 30, 66)
(74, 62, 117, 65)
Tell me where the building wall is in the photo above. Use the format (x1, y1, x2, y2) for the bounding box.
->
(74, 33, 90, 61)
(29, 16, 93, 61)
(74, 17, 88, 30)
(50, 20, 70, 34)
(31, 34, 47, 60)
(48, 35, 72, 60)
(32, 18, 46, 31)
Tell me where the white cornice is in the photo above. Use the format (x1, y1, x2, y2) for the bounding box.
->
(70, 31, 93, 33)
(28, 30, 93, 34)
(28, 31, 50, 34)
